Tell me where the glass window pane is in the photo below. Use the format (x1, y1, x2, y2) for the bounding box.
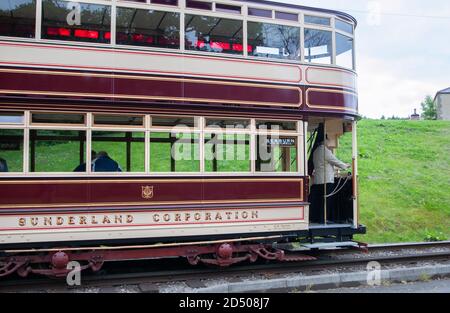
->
(336, 19, 353, 34)
(30, 130, 86, 172)
(248, 8, 272, 18)
(336, 33, 354, 69)
(0, 112, 24, 124)
(216, 4, 241, 15)
(185, 14, 243, 55)
(91, 131, 144, 172)
(94, 115, 144, 127)
(0, 0, 36, 38)
(304, 28, 332, 64)
(150, 132, 199, 172)
(248, 22, 300, 60)
(186, 0, 212, 10)
(151, 0, 178, 5)
(205, 118, 250, 130)
(204, 133, 250, 172)
(42, 0, 111, 44)
(152, 116, 196, 128)
(31, 113, 85, 125)
(304, 15, 330, 26)
(256, 120, 297, 131)
(256, 135, 297, 172)
(275, 11, 298, 22)
(0, 129, 24, 172)
(116, 8, 180, 49)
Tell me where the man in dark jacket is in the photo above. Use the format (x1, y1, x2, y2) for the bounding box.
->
(92, 151, 122, 172)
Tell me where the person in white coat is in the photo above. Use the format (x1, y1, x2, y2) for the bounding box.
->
(309, 138, 350, 224)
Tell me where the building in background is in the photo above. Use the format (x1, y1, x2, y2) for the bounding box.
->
(435, 88, 450, 120)
(410, 109, 420, 120)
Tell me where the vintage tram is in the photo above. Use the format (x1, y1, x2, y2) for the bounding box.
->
(0, 0, 365, 277)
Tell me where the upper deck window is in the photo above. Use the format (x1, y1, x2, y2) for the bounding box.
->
(336, 33, 354, 69)
(116, 8, 180, 49)
(304, 28, 332, 64)
(248, 22, 300, 61)
(151, 0, 178, 5)
(216, 3, 241, 15)
(186, 0, 212, 11)
(0, 0, 36, 38)
(42, 0, 111, 44)
(275, 11, 298, 22)
(336, 19, 353, 34)
(248, 7, 272, 18)
(304, 15, 330, 27)
(185, 14, 243, 55)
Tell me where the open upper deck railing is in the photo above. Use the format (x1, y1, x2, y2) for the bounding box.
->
(0, 0, 356, 70)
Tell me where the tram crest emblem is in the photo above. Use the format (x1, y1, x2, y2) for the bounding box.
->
(141, 186, 154, 200)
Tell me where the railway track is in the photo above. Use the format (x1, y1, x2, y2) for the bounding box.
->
(1, 241, 449, 293)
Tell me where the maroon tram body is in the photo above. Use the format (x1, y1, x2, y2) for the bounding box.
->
(0, 0, 365, 277)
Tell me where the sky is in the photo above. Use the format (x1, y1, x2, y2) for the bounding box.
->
(274, 0, 450, 118)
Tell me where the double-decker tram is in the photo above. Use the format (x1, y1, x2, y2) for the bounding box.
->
(0, 0, 366, 277)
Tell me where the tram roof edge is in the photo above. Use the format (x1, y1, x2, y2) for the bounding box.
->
(234, 0, 358, 27)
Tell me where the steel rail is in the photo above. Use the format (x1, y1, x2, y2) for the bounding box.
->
(1, 241, 449, 292)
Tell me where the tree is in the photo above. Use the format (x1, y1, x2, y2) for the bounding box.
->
(421, 95, 437, 120)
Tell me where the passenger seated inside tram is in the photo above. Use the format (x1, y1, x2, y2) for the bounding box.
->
(73, 150, 97, 172)
(92, 151, 122, 172)
(309, 136, 350, 224)
(0, 158, 8, 172)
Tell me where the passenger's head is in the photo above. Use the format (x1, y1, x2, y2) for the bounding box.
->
(96, 151, 109, 158)
(0, 158, 7, 172)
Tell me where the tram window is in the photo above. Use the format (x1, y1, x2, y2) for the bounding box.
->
(205, 118, 250, 130)
(185, 15, 243, 55)
(204, 133, 250, 172)
(248, 22, 300, 60)
(0, 0, 36, 38)
(336, 19, 353, 34)
(93, 114, 144, 127)
(0, 129, 24, 173)
(248, 8, 272, 18)
(150, 132, 200, 172)
(151, 0, 178, 6)
(29, 130, 86, 172)
(31, 113, 86, 125)
(0, 112, 24, 124)
(152, 116, 196, 128)
(304, 15, 330, 27)
(304, 28, 332, 64)
(256, 135, 297, 172)
(41, 0, 111, 44)
(216, 4, 241, 15)
(91, 131, 145, 172)
(116, 8, 180, 49)
(275, 11, 298, 22)
(186, 0, 212, 11)
(336, 33, 354, 69)
(256, 120, 297, 132)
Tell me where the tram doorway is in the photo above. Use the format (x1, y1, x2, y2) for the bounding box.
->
(307, 119, 357, 226)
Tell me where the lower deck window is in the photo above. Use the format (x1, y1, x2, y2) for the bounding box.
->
(30, 130, 86, 172)
(256, 135, 298, 172)
(92, 131, 145, 172)
(0, 129, 24, 172)
(204, 133, 250, 172)
(150, 132, 200, 172)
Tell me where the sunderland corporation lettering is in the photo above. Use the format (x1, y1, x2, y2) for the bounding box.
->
(16, 210, 261, 228)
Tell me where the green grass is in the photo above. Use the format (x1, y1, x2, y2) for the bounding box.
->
(336, 120, 450, 243)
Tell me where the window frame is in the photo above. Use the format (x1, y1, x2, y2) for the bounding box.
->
(0, 111, 304, 177)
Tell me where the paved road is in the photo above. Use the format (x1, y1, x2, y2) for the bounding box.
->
(319, 279, 450, 293)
